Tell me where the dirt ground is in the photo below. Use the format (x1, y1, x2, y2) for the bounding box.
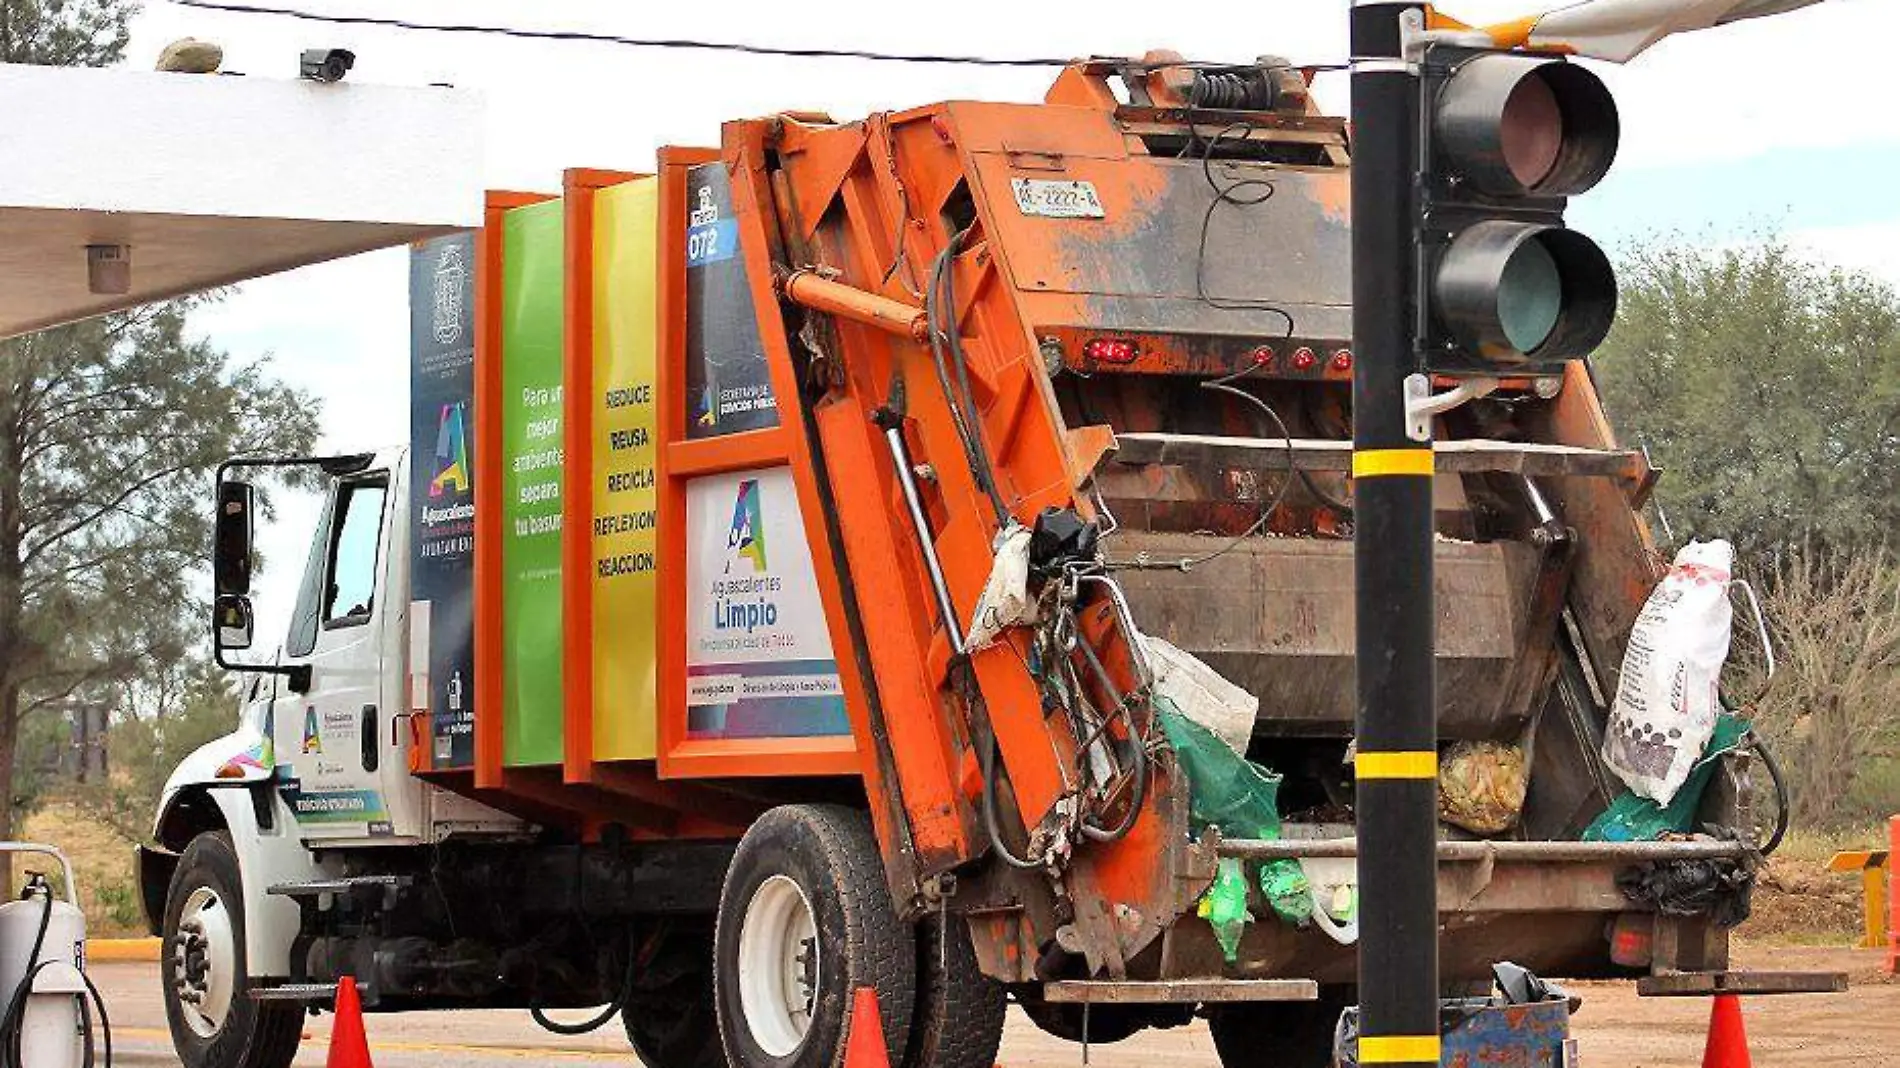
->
(92, 944, 1897, 1067)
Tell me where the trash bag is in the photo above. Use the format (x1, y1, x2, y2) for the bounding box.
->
(1144, 635, 1259, 755)
(1585, 713, 1749, 843)
(1198, 857, 1252, 961)
(966, 521, 1036, 648)
(1603, 540, 1736, 804)
(1159, 702, 1312, 948)
(1437, 740, 1529, 836)
(1616, 837, 1757, 928)
(1262, 861, 1314, 926)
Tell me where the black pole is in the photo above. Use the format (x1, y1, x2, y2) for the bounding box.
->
(1350, 3, 1440, 1066)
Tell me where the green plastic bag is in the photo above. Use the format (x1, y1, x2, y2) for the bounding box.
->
(1198, 857, 1252, 960)
(1158, 702, 1313, 950)
(1584, 713, 1750, 842)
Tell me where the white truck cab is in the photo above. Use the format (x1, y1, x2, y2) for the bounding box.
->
(139, 448, 522, 1068)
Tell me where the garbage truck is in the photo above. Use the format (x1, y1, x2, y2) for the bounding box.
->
(140, 56, 1770, 1068)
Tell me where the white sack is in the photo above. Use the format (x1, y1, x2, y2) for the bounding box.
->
(1143, 635, 1259, 755)
(1602, 539, 1736, 805)
(966, 522, 1036, 649)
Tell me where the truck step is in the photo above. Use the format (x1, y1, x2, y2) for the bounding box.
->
(1042, 979, 1318, 1004)
(267, 875, 411, 898)
(250, 982, 338, 1003)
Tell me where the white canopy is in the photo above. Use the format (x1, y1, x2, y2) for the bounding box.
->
(0, 61, 483, 339)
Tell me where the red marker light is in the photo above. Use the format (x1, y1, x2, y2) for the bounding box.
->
(1330, 348, 1353, 371)
(1083, 338, 1140, 364)
(1290, 346, 1318, 371)
(1249, 345, 1276, 367)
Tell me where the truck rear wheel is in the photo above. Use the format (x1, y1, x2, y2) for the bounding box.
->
(900, 914, 1006, 1068)
(1206, 996, 1349, 1068)
(714, 805, 915, 1068)
(161, 831, 303, 1068)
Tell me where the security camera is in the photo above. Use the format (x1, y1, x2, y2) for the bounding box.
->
(299, 48, 355, 83)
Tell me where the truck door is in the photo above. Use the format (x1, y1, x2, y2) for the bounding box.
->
(271, 470, 421, 841)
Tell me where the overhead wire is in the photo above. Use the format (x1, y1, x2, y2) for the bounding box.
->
(170, 2, 1349, 71)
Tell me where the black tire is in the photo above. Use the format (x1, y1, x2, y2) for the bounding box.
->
(714, 805, 915, 1068)
(623, 923, 723, 1068)
(1207, 997, 1350, 1068)
(899, 914, 1006, 1068)
(161, 831, 303, 1068)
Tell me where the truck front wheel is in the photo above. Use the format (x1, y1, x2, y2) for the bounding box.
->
(714, 805, 915, 1068)
(161, 831, 302, 1068)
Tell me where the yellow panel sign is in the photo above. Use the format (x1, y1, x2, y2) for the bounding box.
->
(591, 179, 660, 760)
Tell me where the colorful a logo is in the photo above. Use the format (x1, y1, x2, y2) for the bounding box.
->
(301, 706, 323, 755)
(725, 479, 768, 574)
(431, 401, 469, 498)
(695, 384, 718, 429)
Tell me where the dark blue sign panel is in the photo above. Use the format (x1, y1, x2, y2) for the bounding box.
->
(409, 233, 477, 769)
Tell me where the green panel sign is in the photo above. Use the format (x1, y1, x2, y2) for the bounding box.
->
(501, 200, 565, 767)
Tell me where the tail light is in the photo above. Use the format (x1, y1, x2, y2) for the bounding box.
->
(1083, 337, 1140, 364)
(1289, 346, 1319, 372)
(1249, 345, 1276, 367)
(1330, 349, 1353, 372)
(1608, 913, 1654, 968)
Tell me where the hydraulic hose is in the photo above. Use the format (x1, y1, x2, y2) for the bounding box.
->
(980, 730, 1046, 871)
(1072, 636, 1147, 844)
(1748, 731, 1791, 858)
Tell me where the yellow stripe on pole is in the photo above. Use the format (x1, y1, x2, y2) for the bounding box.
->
(1355, 750, 1439, 780)
(1358, 1035, 1443, 1063)
(1352, 449, 1434, 479)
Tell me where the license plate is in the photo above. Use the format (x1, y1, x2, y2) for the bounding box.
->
(1011, 179, 1105, 219)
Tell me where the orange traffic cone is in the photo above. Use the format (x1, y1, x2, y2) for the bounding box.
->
(1701, 994, 1750, 1068)
(843, 986, 892, 1068)
(326, 975, 374, 1068)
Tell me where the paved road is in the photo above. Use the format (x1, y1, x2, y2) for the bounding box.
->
(94, 946, 1898, 1067)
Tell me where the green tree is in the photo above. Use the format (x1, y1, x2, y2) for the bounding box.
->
(0, 303, 320, 844)
(0, 0, 316, 856)
(84, 660, 242, 841)
(0, 0, 133, 67)
(1592, 238, 1900, 561)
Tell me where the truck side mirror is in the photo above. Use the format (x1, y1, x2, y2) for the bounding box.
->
(215, 480, 255, 597)
(214, 593, 255, 651)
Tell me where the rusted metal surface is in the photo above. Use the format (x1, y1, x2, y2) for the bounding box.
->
(1636, 971, 1848, 997)
(1043, 978, 1318, 1003)
(1112, 533, 1552, 737)
(1111, 433, 1645, 480)
(1434, 1000, 1571, 1068)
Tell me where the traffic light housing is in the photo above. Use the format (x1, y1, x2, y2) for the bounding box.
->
(1419, 47, 1620, 375)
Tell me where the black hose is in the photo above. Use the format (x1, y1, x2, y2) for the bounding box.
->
(529, 935, 638, 1036)
(979, 727, 1046, 870)
(0, 887, 52, 1068)
(1749, 732, 1791, 858)
(925, 234, 1010, 526)
(0, 880, 103, 1068)
(1072, 637, 1147, 844)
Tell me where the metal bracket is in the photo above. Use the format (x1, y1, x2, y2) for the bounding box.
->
(1402, 373, 1499, 442)
(1399, 9, 1493, 64)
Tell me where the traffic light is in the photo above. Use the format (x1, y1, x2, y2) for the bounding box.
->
(1418, 48, 1620, 375)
